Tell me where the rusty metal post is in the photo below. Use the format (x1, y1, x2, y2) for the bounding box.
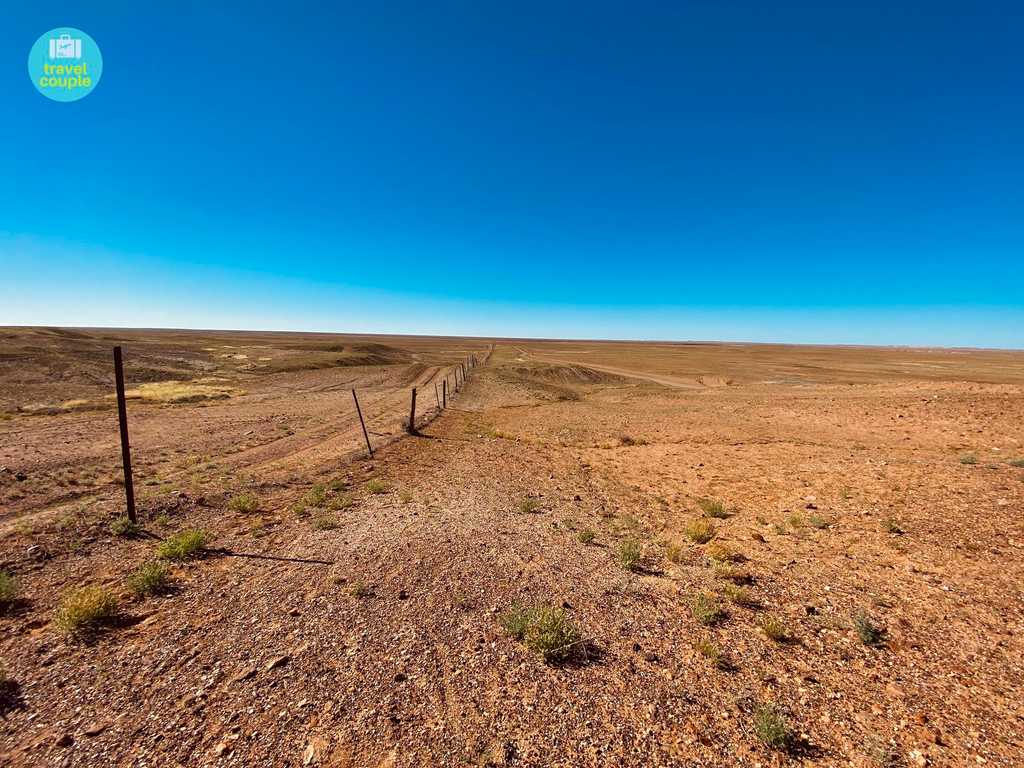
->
(352, 389, 373, 458)
(442, 378, 447, 408)
(407, 387, 418, 434)
(113, 346, 137, 523)
(434, 381, 440, 409)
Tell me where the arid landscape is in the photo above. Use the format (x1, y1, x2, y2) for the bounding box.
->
(1, 326, 1023, 767)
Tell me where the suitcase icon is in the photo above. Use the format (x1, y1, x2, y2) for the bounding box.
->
(49, 34, 82, 59)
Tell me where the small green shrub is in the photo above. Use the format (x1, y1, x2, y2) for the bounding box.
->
(303, 485, 327, 507)
(313, 515, 339, 531)
(882, 518, 903, 535)
(350, 580, 372, 598)
(54, 586, 118, 636)
(698, 498, 729, 518)
(519, 497, 541, 514)
(398, 489, 414, 504)
(753, 703, 793, 750)
(499, 604, 581, 664)
(712, 561, 751, 583)
(0, 571, 19, 607)
(577, 529, 596, 544)
(618, 539, 642, 571)
(758, 614, 790, 642)
(685, 519, 715, 544)
(722, 583, 755, 607)
(1009, 458, 1024, 468)
(690, 593, 725, 625)
(128, 561, 172, 597)
(959, 454, 977, 465)
(808, 514, 829, 529)
(228, 493, 259, 513)
(694, 637, 728, 669)
(853, 611, 886, 646)
(366, 479, 389, 495)
(156, 529, 208, 561)
(787, 513, 804, 529)
(109, 516, 141, 537)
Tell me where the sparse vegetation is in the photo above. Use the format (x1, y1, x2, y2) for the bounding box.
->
(127, 560, 172, 597)
(664, 542, 684, 563)
(787, 513, 804, 529)
(109, 516, 141, 537)
(959, 454, 978, 465)
(303, 485, 327, 507)
(577, 528, 596, 544)
(722, 583, 756, 607)
(312, 515, 339, 531)
(854, 611, 886, 646)
(0, 571, 19, 608)
(694, 637, 728, 669)
(228, 492, 259, 513)
(698, 497, 729, 518)
(398, 489, 414, 504)
(155, 529, 209, 561)
(685, 519, 716, 544)
(882, 518, 903, 535)
(758, 614, 791, 642)
(705, 542, 742, 562)
(499, 603, 582, 664)
(350, 580, 372, 598)
(54, 586, 118, 636)
(808, 514, 829, 529)
(1009, 458, 1024, 468)
(618, 539, 642, 571)
(520, 497, 541, 514)
(366, 479, 389, 494)
(753, 703, 793, 750)
(690, 592, 725, 625)
(713, 561, 751, 583)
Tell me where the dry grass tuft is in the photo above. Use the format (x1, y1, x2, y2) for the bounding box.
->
(690, 592, 725, 625)
(54, 586, 118, 636)
(577, 529, 596, 544)
(705, 542, 743, 562)
(758, 614, 791, 642)
(698, 497, 730, 518)
(618, 539, 642, 571)
(366, 479, 390, 495)
(122, 381, 236, 404)
(685, 519, 716, 544)
(228, 493, 259, 513)
(156, 529, 209, 561)
(0, 571, 18, 608)
(128, 561, 172, 597)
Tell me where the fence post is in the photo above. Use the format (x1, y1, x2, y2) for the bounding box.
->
(112, 346, 137, 523)
(407, 387, 418, 434)
(352, 389, 373, 458)
(442, 377, 447, 408)
(434, 381, 440, 409)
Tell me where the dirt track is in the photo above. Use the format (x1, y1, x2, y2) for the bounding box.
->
(1, 330, 1023, 767)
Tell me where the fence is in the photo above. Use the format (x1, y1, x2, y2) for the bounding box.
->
(110, 345, 491, 522)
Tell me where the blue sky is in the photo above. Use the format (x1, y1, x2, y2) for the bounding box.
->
(2, 2, 1022, 347)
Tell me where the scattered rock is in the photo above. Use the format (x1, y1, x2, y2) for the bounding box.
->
(83, 721, 108, 737)
(303, 736, 328, 765)
(265, 655, 290, 672)
(231, 665, 258, 683)
(55, 733, 74, 748)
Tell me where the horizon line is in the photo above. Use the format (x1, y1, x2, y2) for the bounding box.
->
(4, 324, 1023, 353)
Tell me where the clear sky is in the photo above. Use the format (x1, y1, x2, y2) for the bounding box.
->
(2, 2, 1022, 347)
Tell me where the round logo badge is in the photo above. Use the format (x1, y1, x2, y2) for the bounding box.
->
(28, 27, 103, 102)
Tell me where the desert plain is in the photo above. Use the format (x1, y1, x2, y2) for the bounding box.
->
(1, 326, 1023, 767)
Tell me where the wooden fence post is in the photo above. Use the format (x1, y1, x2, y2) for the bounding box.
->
(113, 346, 137, 523)
(352, 389, 373, 458)
(407, 387, 418, 434)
